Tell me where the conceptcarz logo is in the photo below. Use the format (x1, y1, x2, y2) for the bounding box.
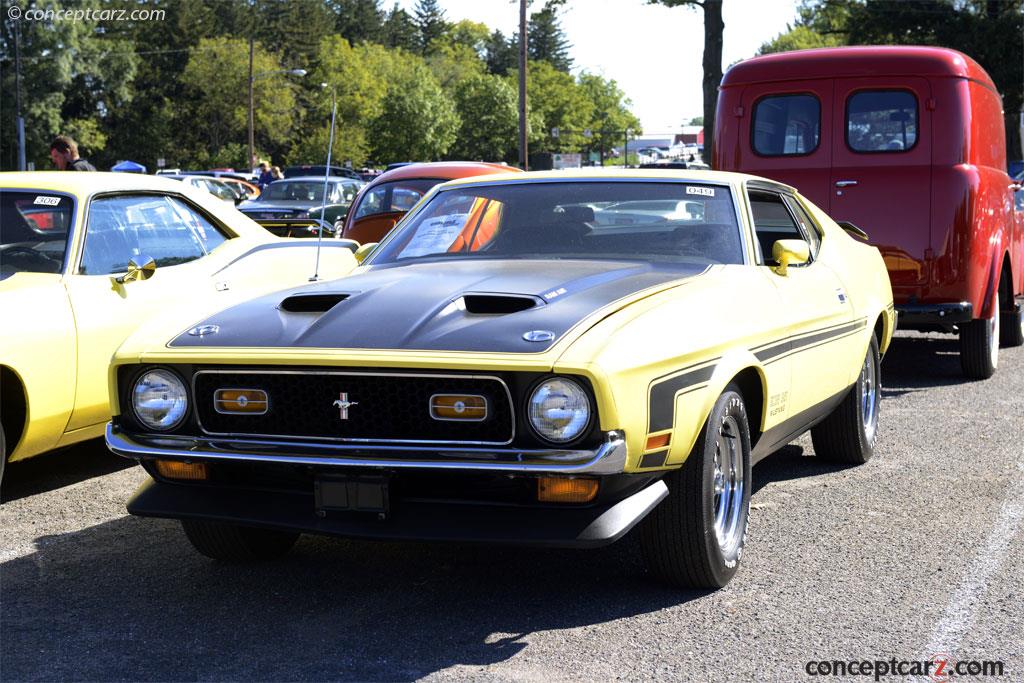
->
(803, 655, 1005, 681)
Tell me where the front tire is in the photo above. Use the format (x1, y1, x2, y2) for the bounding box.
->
(998, 273, 1024, 347)
(181, 519, 299, 562)
(810, 335, 881, 464)
(640, 386, 752, 589)
(959, 306, 999, 379)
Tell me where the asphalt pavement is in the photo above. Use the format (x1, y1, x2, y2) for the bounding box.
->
(1, 330, 1021, 682)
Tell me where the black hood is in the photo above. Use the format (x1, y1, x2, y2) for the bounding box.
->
(170, 259, 708, 353)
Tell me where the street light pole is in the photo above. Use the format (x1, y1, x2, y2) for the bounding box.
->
(517, 0, 528, 170)
(13, 18, 26, 171)
(247, 36, 255, 170)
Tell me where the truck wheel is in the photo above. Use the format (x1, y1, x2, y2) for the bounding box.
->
(640, 386, 751, 589)
(959, 306, 999, 379)
(181, 519, 298, 562)
(811, 335, 880, 464)
(0, 424, 6, 493)
(998, 275, 1024, 347)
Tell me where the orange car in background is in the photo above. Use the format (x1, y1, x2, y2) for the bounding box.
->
(341, 162, 520, 245)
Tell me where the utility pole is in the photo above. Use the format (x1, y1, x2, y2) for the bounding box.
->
(13, 18, 26, 171)
(517, 0, 528, 170)
(247, 35, 255, 170)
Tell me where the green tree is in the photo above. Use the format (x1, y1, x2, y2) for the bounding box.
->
(687, 116, 704, 126)
(178, 36, 299, 166)
(331, 0, 384, 44)
(414, 0, 449, 54)
(516, 60, 594, 153)
(528, 0, 573, 72)
(369, 61, 458, 162)
(758, 24, 842, 54)
(381, 3, 420, 51)
(449, 74, 519, 161)
(648, 0, 723, 167)
(577, 72, 642, 160)
(485, 30, 518, 76)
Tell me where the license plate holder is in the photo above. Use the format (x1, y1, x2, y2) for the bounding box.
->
(314, 476, 390, 516)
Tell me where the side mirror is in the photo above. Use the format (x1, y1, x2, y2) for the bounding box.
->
(353, 242, 378, 264)
(771, 240, 810, 277)
(116, 256, 157, 284)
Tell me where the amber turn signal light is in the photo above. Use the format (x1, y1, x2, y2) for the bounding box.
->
(645, 433, 671, 450)
(214, 388, 268, 415)
(155, 460, 208, 481)
(537, 477, 599, 503)
(429, 394, 487, 421)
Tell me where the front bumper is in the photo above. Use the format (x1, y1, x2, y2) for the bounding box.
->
(105, 424, 628, 475)
(125, 475, 668, 548)
(896, 301, 973, 327)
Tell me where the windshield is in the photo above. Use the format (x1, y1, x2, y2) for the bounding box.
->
(0, 190, 73, 278)
(263, 181, 334, 202)
(370, 181, 743, 266)
(353, 178, 441, 220)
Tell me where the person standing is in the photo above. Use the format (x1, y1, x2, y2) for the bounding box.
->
(49, 136, 97, 171)
(271, 165, 283, 181)
(256, 161, 273, 190)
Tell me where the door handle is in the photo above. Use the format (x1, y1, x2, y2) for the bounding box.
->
(835, 180, 858, 188)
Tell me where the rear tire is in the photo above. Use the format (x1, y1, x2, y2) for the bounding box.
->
(181, 519, 298, 562)
(0, 424, 6, 495)
(640, 386, 752, 589)
(959, 306, 999, 379)
(811, 335, 881, 465)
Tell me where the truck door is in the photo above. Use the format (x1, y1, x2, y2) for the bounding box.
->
(830, 78, 933, 289)
(737, 80, 834, 210)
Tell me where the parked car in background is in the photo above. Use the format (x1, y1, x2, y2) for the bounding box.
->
(283, 165, 362, 181)
(106, 169, 893, 589)
(237, 176, 363, 238)
(164, 175, 242, 206)
(0, 172, 359, 483)
(715, 46, 1024, 379)
(217, 177, 260, 201)
(340, 162, 519, 245)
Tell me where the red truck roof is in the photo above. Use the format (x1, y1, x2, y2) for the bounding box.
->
(722, 46, 996, 90)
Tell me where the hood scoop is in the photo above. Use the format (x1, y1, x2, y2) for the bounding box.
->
(279, 292, 350, 313)
(460, 293, 543, 315)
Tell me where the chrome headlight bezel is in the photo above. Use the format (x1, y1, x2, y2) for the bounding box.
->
(526, 376, 593, 445)
(131, 368, 189, 432)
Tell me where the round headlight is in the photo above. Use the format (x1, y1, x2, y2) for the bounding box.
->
(132, 369, 188, 431)
(527, 378, 591, 443)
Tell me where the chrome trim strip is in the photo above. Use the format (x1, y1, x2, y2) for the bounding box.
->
(106, 424, 628, 475)
(192, 369, 516, 446)
(429, 393, 488, 422)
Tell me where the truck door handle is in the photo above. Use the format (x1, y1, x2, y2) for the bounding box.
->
(835, 180, 858, 188)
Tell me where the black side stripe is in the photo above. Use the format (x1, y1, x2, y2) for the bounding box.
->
(755, 318, 867, 364)
(646, 317, 868, 434)
(648, 361, 719, 432)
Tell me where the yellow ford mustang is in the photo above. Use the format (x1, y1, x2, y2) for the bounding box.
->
(0, 172, 358, 482)
(106, 170, 894, 588)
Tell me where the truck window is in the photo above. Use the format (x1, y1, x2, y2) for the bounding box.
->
(846, 90, 918, 153)
(752, 94, 821, 156)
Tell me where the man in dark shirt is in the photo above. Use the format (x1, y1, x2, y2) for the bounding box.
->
(256, 161, 273, 189)
(49, 135, 97, 171)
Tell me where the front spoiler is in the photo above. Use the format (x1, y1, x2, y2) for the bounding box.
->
(106, 424, 629, 475)
(126, 476, 669, 548)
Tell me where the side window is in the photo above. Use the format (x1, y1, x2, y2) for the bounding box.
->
(80, 195, 228, 275)
(783, 196, 821, 258)
(752, 94, 821, 156)
(846, 90, 918, 152)
(748, 190, 807, 265)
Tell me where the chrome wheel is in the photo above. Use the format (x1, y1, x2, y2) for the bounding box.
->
(713, 414, 745, 558)
(860, 344, 880, 443)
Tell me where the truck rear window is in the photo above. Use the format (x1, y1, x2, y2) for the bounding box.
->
(846, 90, 918, 153)
(752, 94, 820, 156)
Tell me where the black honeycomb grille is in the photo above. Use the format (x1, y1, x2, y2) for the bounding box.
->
(194, 370, 514, 444)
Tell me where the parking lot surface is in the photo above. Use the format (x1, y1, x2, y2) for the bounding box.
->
(2, 331, 1021, 681)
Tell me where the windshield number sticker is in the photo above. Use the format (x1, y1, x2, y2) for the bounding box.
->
(686, 186, 715, 197)
(33, 196, 61, 206)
